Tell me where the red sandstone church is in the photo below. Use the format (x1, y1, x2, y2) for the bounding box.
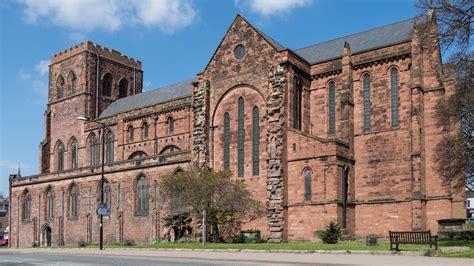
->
(8, 13, 464, 247)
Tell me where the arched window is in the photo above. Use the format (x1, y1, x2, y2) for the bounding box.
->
(89, 133, 98, 166)
(252, 106, 259, 176)
(57, 75, 64, 99)
(129, 151, 148, 159)
(172, 169, 185, 213)
(128, 126, 134, 143)
(23, 191, 31, 221)
(328, 81, 336, 134)
(100, 180, 111, 209)
(167, 117, 174, 135)
(304, 168, 312, 201)
(68, 71, 76, 95)
(136, 175, 148, 214)
(46, 187, 54, 220)
(57, 142, 64, 171)
(105, 131, 114, 164)
(293, 77, 302, 130)
(70, 184, 79, 218)
(237, 97, 245, 177)
(102, 73, 112, 97)
(390, 68, 399, 127)
(143, 123, 149, 140)
(118, 79, 128, 98)
(223, 112, 230, 170)
(363, 74, 371, 131)
(70, 138, 78, 169)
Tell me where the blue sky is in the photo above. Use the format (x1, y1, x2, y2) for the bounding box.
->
(0, 0, 420, 195)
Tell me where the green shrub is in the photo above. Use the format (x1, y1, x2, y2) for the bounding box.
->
(234, 230, 262, 243)
(317, 221, 342, 244)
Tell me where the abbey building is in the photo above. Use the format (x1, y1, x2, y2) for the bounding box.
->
(8, 13, 464, 247)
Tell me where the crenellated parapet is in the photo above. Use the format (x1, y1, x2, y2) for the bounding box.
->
(52, 40, 141, 68)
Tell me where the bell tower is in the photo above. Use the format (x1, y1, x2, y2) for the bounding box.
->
(40, 41, 143, 173)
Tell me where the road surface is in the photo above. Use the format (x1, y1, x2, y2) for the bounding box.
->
(0, 248, 472, 266)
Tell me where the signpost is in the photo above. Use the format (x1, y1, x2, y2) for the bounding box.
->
(96, 203, 110, 217)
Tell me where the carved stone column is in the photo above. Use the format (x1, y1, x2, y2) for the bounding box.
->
(266, 65, 286, 242)
(192, 80, 210, 168)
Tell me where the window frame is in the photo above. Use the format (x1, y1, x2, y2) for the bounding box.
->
(237, 97, 245, 177)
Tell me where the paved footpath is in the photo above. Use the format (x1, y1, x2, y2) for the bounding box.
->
(0, 248, 473, 266)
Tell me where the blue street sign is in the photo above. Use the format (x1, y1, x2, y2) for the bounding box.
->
(96, 206, 110, 216)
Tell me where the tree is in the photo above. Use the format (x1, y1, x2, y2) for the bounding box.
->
(158, 168, 265, 242)
(417, 0, 473, 190)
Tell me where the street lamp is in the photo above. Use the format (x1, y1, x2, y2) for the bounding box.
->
(77, 116, 107, 250)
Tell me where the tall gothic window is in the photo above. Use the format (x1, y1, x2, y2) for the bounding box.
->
(70, 184, 79, 218)
(57, 142, 64, 171)
(23, 191, 31, 221)
(129, 126, 134, 143)
(390, 68, 400, 127)
(328, 81, 336, 134)
(136, 175, 148, 214)
(252, 106, 259, 176)
(363, 74, 371, 131)
(237, 97, 244, 177)
(143, 123, 149, 139)
(293, 77, 302, 130)
(101, 180, 111, 209)
(119, 78, 128, 98)
(68, 71, 76, 95)
(57, 75, 64, 100)
(46, 188, 54, 220)
(102, 73, 112, 97)
(167, 117, 174, 135)
(223, 112, 230, 170)
(304, 168, 312, 201)
(89, 133, 98, 166)
(71, 138, 78, 169)
(105, 131, 114, 164)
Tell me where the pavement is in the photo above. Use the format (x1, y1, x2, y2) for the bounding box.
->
(0, 248, 473, 266)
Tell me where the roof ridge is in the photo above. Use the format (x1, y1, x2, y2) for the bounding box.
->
(145, 78, 196, 93)
(295, 15, 423, 52)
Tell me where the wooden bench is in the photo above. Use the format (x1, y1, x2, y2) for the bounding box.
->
(389, 230, 438, 251)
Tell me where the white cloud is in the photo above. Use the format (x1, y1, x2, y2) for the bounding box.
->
(34, 60, 50, 76)
(237, 0, 312, 17)
(134, 0, 197, 33)
(19, 0, 197, 33)
(17, 59, 50, 102)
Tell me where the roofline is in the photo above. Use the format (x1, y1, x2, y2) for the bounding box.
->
(200, 14, 287, 73)
(295, 15, 425, 53)
(307, 39, 412, 65)
(98, 93, 192, 120)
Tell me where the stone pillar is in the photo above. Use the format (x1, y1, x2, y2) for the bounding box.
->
(266, 65, 286, 242)
(409, 17, 427, 231)
(340, 42, 354, 150)
(192, 80, 210, 168)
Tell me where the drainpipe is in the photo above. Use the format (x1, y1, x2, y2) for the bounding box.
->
(8, 176, 11, 248)
(133, 68, 136, 95)
(95, 53, 100, 118)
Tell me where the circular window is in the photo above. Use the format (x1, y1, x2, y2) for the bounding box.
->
(234, 44, 245, 59)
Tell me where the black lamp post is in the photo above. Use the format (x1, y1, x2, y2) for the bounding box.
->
(77, 116, 106, 250)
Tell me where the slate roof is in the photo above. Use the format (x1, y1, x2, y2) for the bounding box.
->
(99, 79, 195, 118)
(99, 15, 427, 119)
(256, 29, 286, 51)
(294, 16, 426, 64)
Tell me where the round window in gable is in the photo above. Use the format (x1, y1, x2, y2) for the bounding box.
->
(234, 44, 245, 59)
